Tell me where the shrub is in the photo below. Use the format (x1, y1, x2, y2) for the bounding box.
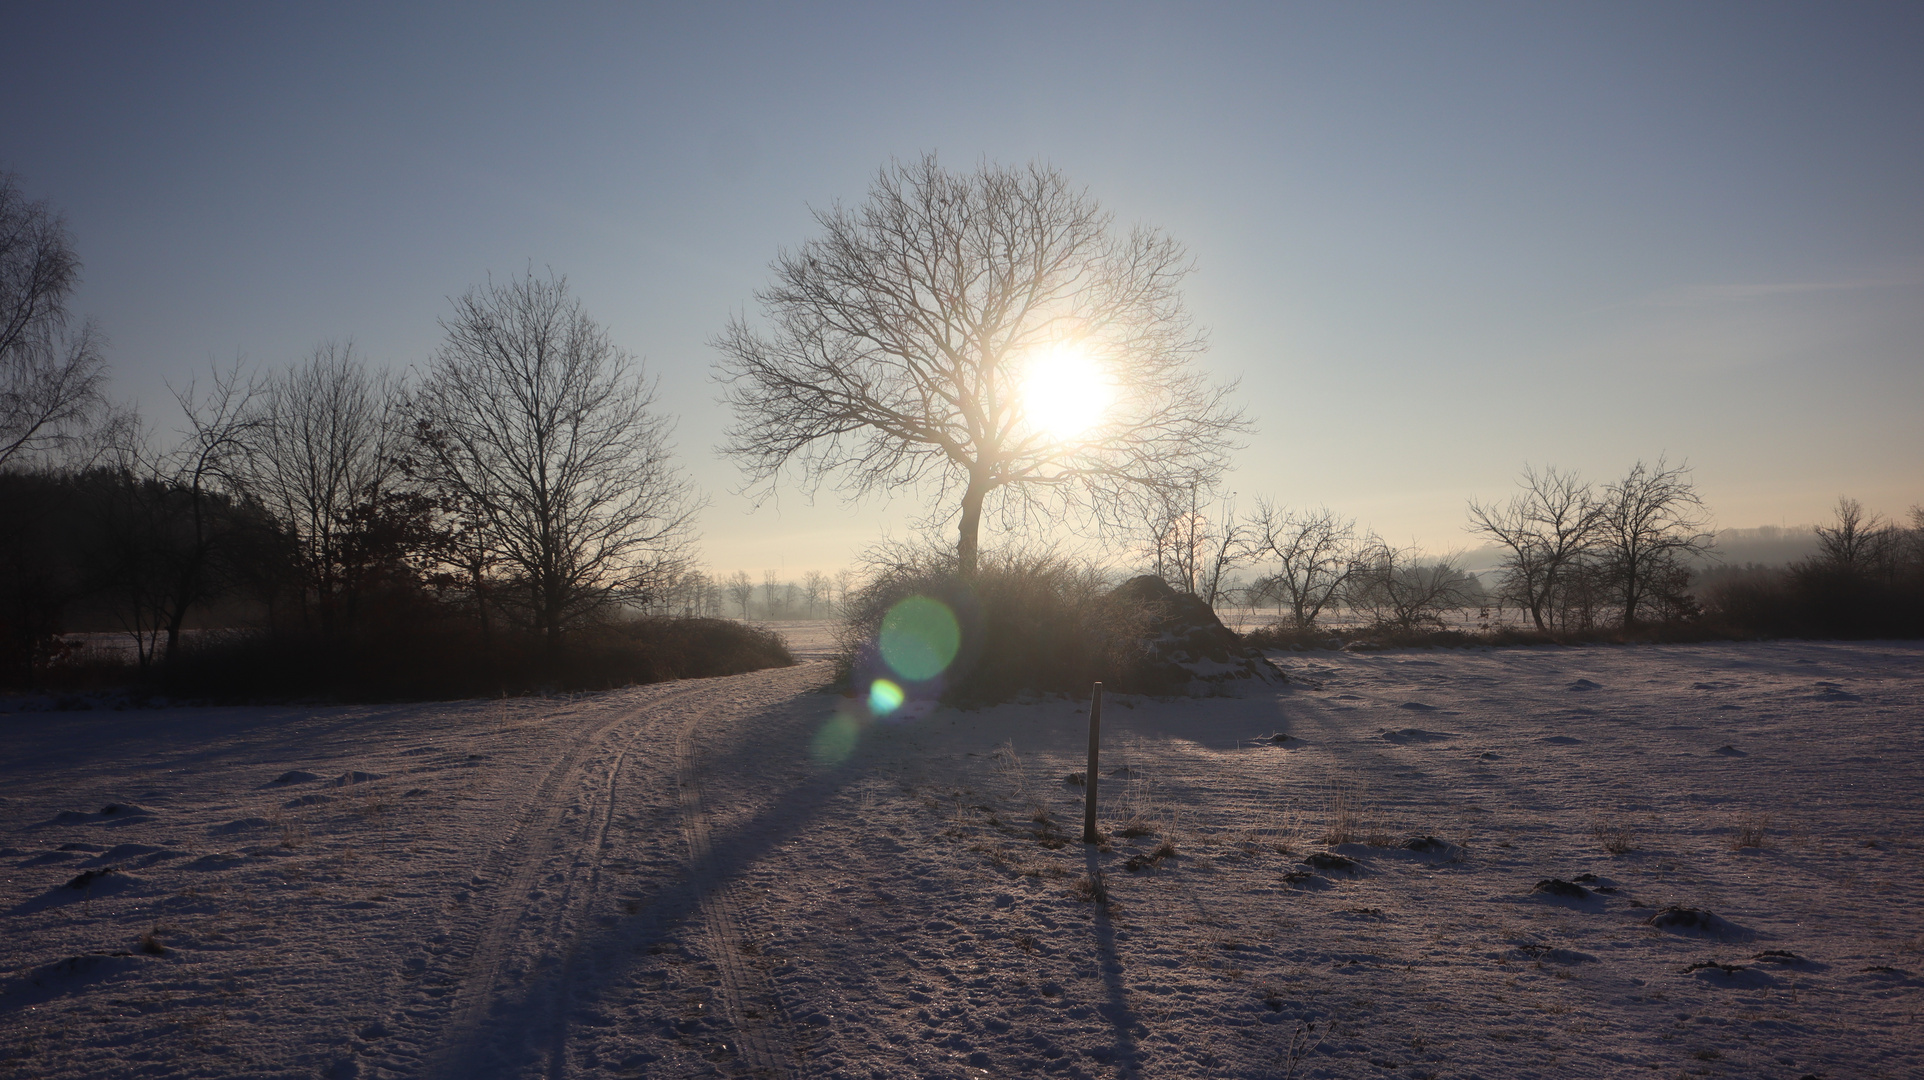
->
(1700, 562, 1924, 639)
(837, 547, 1149, 705)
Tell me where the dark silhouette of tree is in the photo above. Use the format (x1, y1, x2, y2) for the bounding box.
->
(1246, 503, 1364, 630)
(1598, 458, 1714, 627)
(0, 469, 89, 686)
(411, 270, 700, 655)
(724, 570, 754, 619)
(1466, 466, 1605, 632)
(0, 171, 106, 467)
(1343, 542, 1475, 632)
(1814, 496, 1897, 572)
(716, 155, 1246, 575)
(241, 343, 404, 636)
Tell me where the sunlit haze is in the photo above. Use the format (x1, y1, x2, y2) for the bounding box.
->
(4, 4, 1920, 575)
(1020, 343, 1112, 443)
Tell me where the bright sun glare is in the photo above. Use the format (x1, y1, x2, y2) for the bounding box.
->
(1019, 342, 1111, 441)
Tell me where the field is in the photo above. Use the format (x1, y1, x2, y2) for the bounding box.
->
(1, 638, 1920, 1079)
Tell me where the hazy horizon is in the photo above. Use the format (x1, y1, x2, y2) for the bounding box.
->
(5, 3, 1919, 575)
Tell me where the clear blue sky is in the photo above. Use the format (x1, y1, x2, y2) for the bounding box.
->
(7, 2, 1921, 574)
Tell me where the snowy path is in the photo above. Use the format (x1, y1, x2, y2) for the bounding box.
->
(2, 641, 1922, 1079)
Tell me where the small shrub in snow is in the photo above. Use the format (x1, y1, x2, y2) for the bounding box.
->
(1590, 817, 1637, 855)
(1319, 781, 1369, 846)
(1729, 814, 1770, 850)
(1070, 872, 1109, 906)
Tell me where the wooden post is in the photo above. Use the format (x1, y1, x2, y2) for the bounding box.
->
(1082, 681, 1103, 844)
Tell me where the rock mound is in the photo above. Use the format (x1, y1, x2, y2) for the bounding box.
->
(1106, 576, 1283, 694)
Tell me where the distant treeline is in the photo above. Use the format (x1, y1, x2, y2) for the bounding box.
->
(0, 252, 786, 697)
(1154, 465, 1921, 646)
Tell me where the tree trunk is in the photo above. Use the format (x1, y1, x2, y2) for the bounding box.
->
(956, 478, 988, 577)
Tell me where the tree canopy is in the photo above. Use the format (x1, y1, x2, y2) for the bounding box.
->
(715, 155, 1246, 574)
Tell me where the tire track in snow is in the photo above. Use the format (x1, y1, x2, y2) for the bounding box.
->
(427, 681, 708, 1079)
(676, 697, 803, 1078)
(541, 742, 630, 1079)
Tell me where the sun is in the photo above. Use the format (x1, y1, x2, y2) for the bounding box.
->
(1018, 342, 1112, 441)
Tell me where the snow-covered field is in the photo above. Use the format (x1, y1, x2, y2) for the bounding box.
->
(2, 640, 1920, 1079)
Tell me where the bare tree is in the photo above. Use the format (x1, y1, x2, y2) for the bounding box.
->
(85, 366, 265, 665)
(724, 570, 754, 619)
(1814, 496, 1897, 572)
(833, 568, 856, 613)
(411, 270, 700, 654)
(802, 570, 830, 618)
(716, 155, 1246, 575)
(1598, 458, 1715, 627)
(241, 343, 403, 635)
(1143, 482, 1249, 608)
(1343, 542, 1474, 632)
(0, 171, 106, 468)
(1246, 503, 1363, 630)
(1466, 466, 1605, 632)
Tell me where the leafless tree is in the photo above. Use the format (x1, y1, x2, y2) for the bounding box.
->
(715, 155, 1246, 575)
(802, 570, 830, 617)
(1343, 541, 1475, 632)
(241, 343, 403, 634)
(1598, 457, 1714, 627)
(1466, 465, 1605, 632)
(760, 570, 786, 619)
(411, 270, 701, 654)
(1245, 503, 1363, 630)
(1143, 482, 1250, 608)
(0, 171, 107, 468)
(1814, 496, 1898, 572)
(834, 568, 857, 613)
(724, 570, 754, 619)
(87, 365, 264, 665)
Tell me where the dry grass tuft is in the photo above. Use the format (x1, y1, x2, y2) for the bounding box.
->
(1070, 871, 1110, 907)
(275, 815, 310, 850)
(1590, 816, 1636, 855)
(1729, 814, 1770, 850)
(1320, 781, 1369, 846)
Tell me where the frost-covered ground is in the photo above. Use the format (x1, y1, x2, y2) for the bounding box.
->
(1, 640, 1920, 1079)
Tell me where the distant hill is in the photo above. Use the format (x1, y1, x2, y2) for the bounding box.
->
(1697, 525, 1820, 568)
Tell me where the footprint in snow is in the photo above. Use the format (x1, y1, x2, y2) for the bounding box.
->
(208, 817, 275, 835)
(1527, 879, 1606, 908)
(1380, 728, 1457, 744)
(1751, 950, 1824, 971)
(1646, 905, 1751, 941)
(1812, 682, 1862, 701)
(1680, 960, 1777, 988)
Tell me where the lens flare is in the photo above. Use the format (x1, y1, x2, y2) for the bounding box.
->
(867, 678, 906, 715)
(810, 714, 861, 765)
(878, 596, 960, 682)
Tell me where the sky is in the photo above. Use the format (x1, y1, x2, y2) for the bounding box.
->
(5, 2, 1921, 577)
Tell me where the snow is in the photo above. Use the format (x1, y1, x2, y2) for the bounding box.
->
(1, 639, 1921, 1079)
